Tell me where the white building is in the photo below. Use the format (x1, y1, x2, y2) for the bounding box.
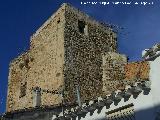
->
(51, 43, 160, 120)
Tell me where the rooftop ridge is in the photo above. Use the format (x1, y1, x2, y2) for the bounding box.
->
(53, 81, 151, 119)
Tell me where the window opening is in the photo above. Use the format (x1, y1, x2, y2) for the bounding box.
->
(78, 20, 88, 35)
(19, 82, 27, 98)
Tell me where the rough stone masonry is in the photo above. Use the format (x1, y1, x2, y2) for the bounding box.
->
(6, 3, 149, 112)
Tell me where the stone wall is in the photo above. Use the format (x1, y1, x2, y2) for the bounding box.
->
(7, 52, 30, 112)
(102, 52, 127, 94)
(28, 5, 65, 107)
(7, 4, 66, 112)
(63, 4, 117, 102)
(7, 3, 118, 112)
(124, 61, 150, 81)
(102, 54, 150, 95)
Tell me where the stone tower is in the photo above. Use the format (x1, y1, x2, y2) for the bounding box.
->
(6, 3, 120, 112)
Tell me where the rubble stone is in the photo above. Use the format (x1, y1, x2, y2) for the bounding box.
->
(6, 3, 117, 112)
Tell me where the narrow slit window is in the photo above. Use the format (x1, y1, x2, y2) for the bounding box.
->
(19, 82, 27, 98)
(78, 20, 88, 35)
(57, 19, 60, 23)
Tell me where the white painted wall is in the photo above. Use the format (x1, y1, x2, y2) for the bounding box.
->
(79, 90, 155, 120)
(150, 55, 160, 113)
(52, 53, 160, 120)
(78, 55, 160, 120)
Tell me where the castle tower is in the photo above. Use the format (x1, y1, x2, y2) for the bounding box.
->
(6, 3, 119, 112)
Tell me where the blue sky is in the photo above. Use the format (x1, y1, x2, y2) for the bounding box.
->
(0, 0, 160, 114)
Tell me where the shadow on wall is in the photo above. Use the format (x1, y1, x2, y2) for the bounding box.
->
(0, 105, 160, 120)
(135, 105, 160, 120)
(0, 87, 160, 120)
(105, 105, 160, 120)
